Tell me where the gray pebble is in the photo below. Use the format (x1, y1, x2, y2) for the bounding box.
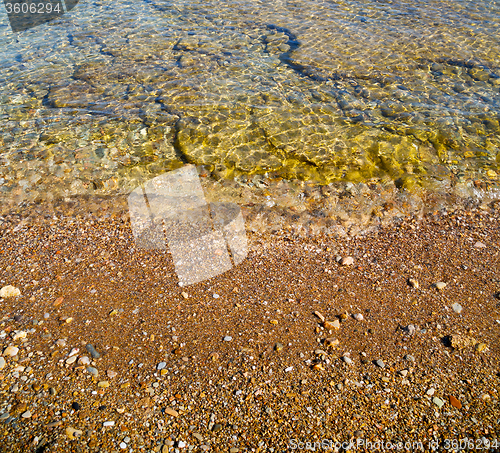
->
(451, 303, 463, 314)
(86, 366, 98, 377)
(86, 344, 100, 359)
(223, 336, 232, 342)
(157, 362, 166, 370)
(404, 354, 415, 362)
(375, 359, 385, 368)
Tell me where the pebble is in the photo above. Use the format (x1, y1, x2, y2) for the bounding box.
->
(181, 292, 189, 299)
(353, 313, 364, 321)
(98, 381, 110, 388)
(451, 303, 463, 314)
(178, 440, 186, 448)
(103, 421, 115, 427)
(342, 356, 353, 365)
(399, 369, 409, 377)
(86, 366, 98, 377)
(449, 334, 477, 349)
(375, 359, 385, 368)
(86, 344, 100, 359)
(285, 366, 293, 372)
(12, 331, 27, 340)
(314, 311, 325, 322)
(404, 354, 415, 362)
(65, 427, 83, 439)
(324, 338, 339, 349)
(474, 241, 486, 248)
(324, 319, 340, 330)
(120, 442, 127, 449)
(426, 388, 435, 396)
(0, 357, 5, 370)
(433, 397, 445, 408)
(0, 413, 10, 420)
(408, 278, 419, 289)
(3, 346, 19, 357)
(157, 362, 167, 370)
(434, 281, 447, 290)
(66, 355, 78, 365)
(71, 402, 81, 411)
(78, 356, 90, 365)
(274, 342, 283, 351)
(213, 293, 220, 299)
(164, 407, 179, 417)
(223, 336, 232, 342)
(405, 324, 416, 335)
(340, 256, 354, 266)
(449, 395, 462, 409)
(475, 343, 488, 353)
(21, 410, 32, 418)
(0, 285, 21, 298)
(55, 339, 66, 347)
(107, 370, 118, 378)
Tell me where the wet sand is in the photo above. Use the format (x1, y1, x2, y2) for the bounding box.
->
(0, 196, 499, 452)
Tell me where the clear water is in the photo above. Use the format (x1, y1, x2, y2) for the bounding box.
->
(0, 0, 499, 212)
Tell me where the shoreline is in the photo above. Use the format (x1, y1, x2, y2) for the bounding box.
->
(0, 198, 499, 451)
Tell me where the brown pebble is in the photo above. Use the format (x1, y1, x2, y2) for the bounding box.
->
(53, 297, 64, 307)
(449, 395, 462, 409)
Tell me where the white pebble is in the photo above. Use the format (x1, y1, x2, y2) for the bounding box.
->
(223, 336, 232, 342)
(285, 366, 293, 372)
(3, 346, 19, 357)
(0, 285, 21, 298)
(343, 356, 353, 365)
(12, 331, 27, 340)
(103, 421, 115, 427)
(78, 356, 90, 365)
(119, 442, 127, 449)
(435, 282, 447, 290)
(340, 256, 354, 266)
(353, 313, 364, 321)
(213, 293, 220, 299)
(451, 303, 463, 314)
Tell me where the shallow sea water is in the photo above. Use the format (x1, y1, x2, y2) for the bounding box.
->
(0, 0, 499, 226)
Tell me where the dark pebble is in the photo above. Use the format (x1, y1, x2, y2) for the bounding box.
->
(98, 405, 107, 411)
(212, 423, 222, 432)
(86, 344, 100, 359)
(14, 315, 22, 322)
(71, 402, 80, 411)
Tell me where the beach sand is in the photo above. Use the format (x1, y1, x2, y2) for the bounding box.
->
(0, 195, 499, 452)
